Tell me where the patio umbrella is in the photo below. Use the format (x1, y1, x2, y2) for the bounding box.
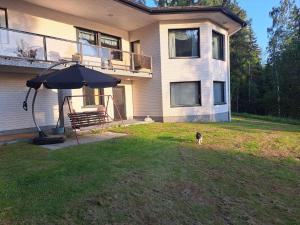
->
(26, 64, 121, 89)
(23, 62, 121, 141)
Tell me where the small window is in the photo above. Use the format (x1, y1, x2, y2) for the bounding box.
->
(212, 31, 225, 60)
(100, 33, 122, 60)
(0, 8, 7, 28)
(213, 81, 226, 105)
(83, 86, 104, 107)
(170, 81, 201, 107)
(169, 28, 199, 58)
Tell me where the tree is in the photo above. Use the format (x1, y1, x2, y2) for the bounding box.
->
(265, 0, 300, 118)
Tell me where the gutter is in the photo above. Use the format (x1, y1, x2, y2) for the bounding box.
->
(115, 0, 247, 28)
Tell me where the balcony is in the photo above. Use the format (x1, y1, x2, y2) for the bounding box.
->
(0, 27, 152, 78)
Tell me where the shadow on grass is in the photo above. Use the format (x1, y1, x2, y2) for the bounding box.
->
(216, 118, 300, 133)
(157, 136, 190, 143)
(0, 135, 300, 225)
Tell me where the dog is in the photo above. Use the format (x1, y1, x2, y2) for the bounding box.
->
(196, 132, 203, 145)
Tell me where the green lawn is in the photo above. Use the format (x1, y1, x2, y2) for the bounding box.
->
(0, 116, 300, 225)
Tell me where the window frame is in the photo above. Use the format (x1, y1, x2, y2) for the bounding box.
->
(0, 8, 8, 28)
(99, 32, 122, 61)
(170, 81, 202, 108)
(212, 30, 225, 61)
(77, 27, 98, 45)
(76, 27, 122, 60)
(168, 28, 200, 59)
(82, 86, 105, 107)
(213, 81, 226, 105)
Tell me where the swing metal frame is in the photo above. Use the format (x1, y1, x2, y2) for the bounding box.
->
(56, 93, 124, 144)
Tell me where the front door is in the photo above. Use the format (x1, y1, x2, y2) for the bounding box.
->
(112, 86, 126, 120)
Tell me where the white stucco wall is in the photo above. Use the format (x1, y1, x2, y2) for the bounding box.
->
(0, 3, 137, 133)
(0, 72, 59, 132)
(159, 21, 230, 121)
(0, 0, 234, 133)
(130, 23, 163, 120)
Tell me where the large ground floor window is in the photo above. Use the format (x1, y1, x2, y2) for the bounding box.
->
(170, 81, 201, 107)
(83, 86, 104, 107)
(213, 81, 226, 105)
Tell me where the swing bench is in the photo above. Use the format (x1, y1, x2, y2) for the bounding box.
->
(68, 108, 108, 130)
(58, 94, 123, 144)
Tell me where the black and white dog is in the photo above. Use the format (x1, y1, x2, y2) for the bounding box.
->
(196, 132, 203, 145)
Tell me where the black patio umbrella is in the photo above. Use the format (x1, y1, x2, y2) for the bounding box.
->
(23, 62, 121, 141)
(26, 64, 121, 89)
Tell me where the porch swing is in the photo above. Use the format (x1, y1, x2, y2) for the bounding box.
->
(56, 93, 124, 144)
(24, 61, 122, 145)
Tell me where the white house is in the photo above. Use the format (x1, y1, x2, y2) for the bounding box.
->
(0, 0, 246, 135)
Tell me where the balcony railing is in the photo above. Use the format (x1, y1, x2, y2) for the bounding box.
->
(0, 27, 152, 74)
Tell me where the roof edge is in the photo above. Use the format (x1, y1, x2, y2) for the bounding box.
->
(115, 0, 247, 27)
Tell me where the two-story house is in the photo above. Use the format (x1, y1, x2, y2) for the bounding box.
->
(0, 0, 246, 135)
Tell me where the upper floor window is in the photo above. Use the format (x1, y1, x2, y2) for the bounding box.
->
(0, 8, 8, 28)
(77, 28, 122, 60)
(100, 33, 122, 60)
(78, 29, 98, 56)
(169, 28, 199, 58)
(212, 31, 225, 60)
(213, 81, 226, 105)
(170, 81, 201, 107)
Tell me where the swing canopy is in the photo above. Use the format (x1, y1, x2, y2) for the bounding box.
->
(26, 64, 121, 90)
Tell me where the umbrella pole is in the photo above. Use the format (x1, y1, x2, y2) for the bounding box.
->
(32, 89, 47, 137)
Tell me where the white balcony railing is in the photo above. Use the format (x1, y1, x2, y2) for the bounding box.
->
(0, 27, 152, 74)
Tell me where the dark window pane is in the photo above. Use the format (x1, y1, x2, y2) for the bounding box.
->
(100, 34, 120, 49)
(212, 31, 225, 60)
(170, 82, 201, 107)
(169, 29, 199, 58)
(100, 34, 122, 60)
(213, 81, 226, 104)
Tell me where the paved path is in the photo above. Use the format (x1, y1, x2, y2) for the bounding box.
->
(41, 132, 127, 150)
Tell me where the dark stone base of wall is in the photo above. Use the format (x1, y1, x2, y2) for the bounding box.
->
(0, 125, 56, 136)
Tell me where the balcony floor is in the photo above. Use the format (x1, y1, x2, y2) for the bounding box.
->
(0, 56, 152, 79)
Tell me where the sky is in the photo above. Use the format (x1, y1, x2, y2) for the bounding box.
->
(238, 0, 300, 61)
(145, 0, 300, 61)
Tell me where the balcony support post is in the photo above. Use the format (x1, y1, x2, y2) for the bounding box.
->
(131, 53, 135, 72)
(43, 36, 47, 61)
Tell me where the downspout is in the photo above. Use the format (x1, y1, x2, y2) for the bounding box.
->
(227, 34, 231, 122)
(227, 27, 243, 122)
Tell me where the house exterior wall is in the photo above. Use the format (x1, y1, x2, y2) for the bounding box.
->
(0, 1, 236, 135)
(3, 1, 129, 45)
(0, 72, 59, 134)
(159, 21, 230, 122)
(130, 23, 163, 121)
(0, 2, 137, 134)
(70, 81, 133, 120)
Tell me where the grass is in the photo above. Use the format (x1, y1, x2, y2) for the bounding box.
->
(0, 116, 300, 225)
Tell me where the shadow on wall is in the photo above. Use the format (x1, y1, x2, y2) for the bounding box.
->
(0, 73, 60, 132)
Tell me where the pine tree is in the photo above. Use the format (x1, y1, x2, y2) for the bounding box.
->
(265, 0, 300, 118)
